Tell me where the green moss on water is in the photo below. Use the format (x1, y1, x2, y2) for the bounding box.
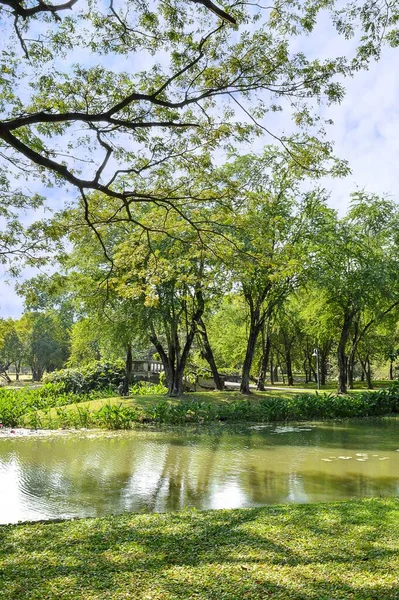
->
(1, 499, 399, 599)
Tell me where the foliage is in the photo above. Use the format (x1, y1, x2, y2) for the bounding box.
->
(0, 0, 362, 257)
(43, 361, 126, 394)
(5, 382, 399, 430)
(0, 319, 24, 380)
(129, 381, 168, 395)
(310, 193, 399, 392)
(20, 311, 70, 381)
(1, 499, 399, 599)
(0, 383, 113, 427)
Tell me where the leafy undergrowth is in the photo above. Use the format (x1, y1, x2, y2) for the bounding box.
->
(0, 384, 115, 427)
(19, 383, 399, 429)
(2, 382, 399, 429)
(1, 498, 399, 599)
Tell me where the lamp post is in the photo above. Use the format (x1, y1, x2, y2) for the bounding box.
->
(312, 348, 320, 390)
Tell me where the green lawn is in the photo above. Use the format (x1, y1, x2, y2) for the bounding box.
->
(1, 498, 399, 599)
(31, 384, 385, 421)
(35, 389, 298, 419)
(26, 390, 294, 424)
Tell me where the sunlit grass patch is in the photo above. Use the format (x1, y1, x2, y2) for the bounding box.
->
(1, 498, 399, 599)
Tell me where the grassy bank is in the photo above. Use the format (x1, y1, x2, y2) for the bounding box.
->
(1, 498, 399, 599)
(22, 385, 399, 428)
(1, 382, 399, 429)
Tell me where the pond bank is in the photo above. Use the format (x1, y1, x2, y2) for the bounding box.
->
(13, 385, 399, 429)
(2, 382, 399, 429)
(1, 498, 399, 599)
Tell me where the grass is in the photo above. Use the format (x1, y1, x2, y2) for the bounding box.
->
(1, 498, 399, 599)
(0, 380, 394, 429)
(34, 390, 296, 417)
(0, 374, 36, 389)
(23, 390, 296, 425)
(28, 385, 388, 419)
(18, 384, 399, 429)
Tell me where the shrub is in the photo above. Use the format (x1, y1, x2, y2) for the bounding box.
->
(0, 383, 114, 428)
(129, 381, 167, 395)
(94, 402, 141, 429)
(43, 361, 126, 394)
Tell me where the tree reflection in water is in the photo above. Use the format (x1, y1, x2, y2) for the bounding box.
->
(1, 419, 399, 523)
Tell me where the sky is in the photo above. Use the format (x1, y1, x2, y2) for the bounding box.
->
(1, 6, 399, 319)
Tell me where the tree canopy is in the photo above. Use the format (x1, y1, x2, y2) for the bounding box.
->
(1, 0, 399, 261)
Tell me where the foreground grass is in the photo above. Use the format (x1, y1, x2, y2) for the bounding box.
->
(1, 498, 399, 599)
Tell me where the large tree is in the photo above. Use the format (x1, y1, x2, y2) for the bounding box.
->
(0, 319, 24, 381)
(3, 0, 399, 256)
(210, 149, 332, 394)
(312, 193, 399, 393)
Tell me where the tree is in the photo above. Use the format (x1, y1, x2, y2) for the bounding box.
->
(0, 319, 24, 381)
(296, 289, 337, 385)
(6, 0, 399, 258)
(68, 319, 102, 366)
(312, 193, 399, 393)
(211, 149, 332, 394)
(20, 311, 70, 380)
(57, 197, 223, 397)
(113, 218, 212, 397)
(205, 293, 248, 374)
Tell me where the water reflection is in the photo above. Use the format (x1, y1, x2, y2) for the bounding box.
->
(1, 418, 399, 524)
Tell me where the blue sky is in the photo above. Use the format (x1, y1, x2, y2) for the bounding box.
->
(1, 12, 399, 319)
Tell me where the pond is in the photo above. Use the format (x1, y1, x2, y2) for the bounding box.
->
(1, 418, 399, 524)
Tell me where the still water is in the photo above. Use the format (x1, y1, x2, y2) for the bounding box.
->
(1, 419, 399, 524)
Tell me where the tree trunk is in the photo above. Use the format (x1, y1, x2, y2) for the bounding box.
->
(303, 360, 309, 384)
(310, 364, 317, 383)
(167, 363, 185, 397)
(320, 352, 327, 386)
(240, 323, 260, 394)
(150, 289, 204, 398)
(0, 360, 12, 383)
(285, 351, 294, 386)
(198, 318, 224, 391)
(270, 355, 274, 385)
(257, 328, 271, 391)
(122, 345, 133, 395)
(347, 352, 355, 390)
(153, 340, 185, 397)
(358, 353, 373, 390)
(32, 366, 44, 382)
(389, 360, 394, 380)
(366, 356, 373, 389)
(337, 311, 352, 394)
(0, 369, 11, 383)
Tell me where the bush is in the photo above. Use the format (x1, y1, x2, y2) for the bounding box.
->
(129, 381, 167, 395)
(43, 361, 126, 394)
(0, 383, 114, 428)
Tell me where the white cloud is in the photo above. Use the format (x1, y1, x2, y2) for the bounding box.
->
(318, 45, 399, 213)
(0, 277, 25, 319)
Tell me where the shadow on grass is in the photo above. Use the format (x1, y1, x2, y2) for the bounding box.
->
(1, 499, 399, 599)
